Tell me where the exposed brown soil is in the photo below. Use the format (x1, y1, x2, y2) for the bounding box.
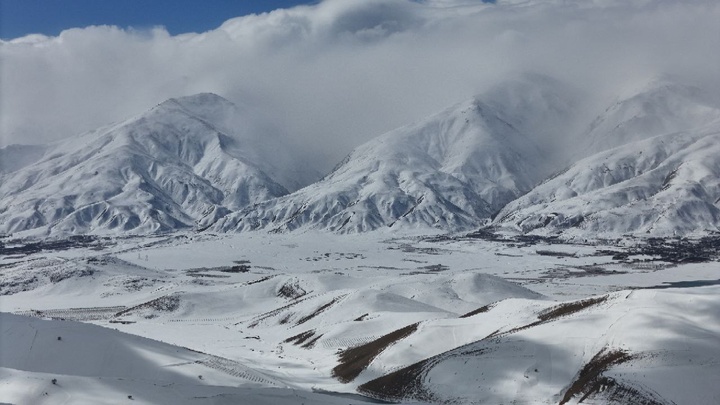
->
(332, 322, 419, 383)
(538, 295, 608, 322)
(301, 334, 323, 349)
(246, 295, 312, 328)
(559, 347, 634, 405)
(354, 313, 369, 321)
(536, 249, 577, 258)
(560, 347, 675, 404)
(277, 280, 307, 299)
(358, 358, 437, 403)
(493, 295, 609, 338)
(360, 297, 611, 401)
(278, 313, 294, 325)
(459, 302, 496, 318)
(284, 329, 318, 346)
(358, 296, 673, 405)
(592, 379, 676, 405)
(358, 330, 498, 402)
(246, 275, 275, 285)
(114, 294, 180, 317)
(296, 295, 344, 325)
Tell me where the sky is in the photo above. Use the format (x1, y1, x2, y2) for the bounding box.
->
(1, 0, 719, 172)
(0, 0, 317, 39)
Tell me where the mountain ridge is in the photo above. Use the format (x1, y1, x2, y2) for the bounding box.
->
(0, 93, 309, 236)
(213, 92, 558, 234)
(3, 77, 720, 239)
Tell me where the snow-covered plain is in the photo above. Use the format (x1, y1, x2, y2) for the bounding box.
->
(2, 231, 718, 404)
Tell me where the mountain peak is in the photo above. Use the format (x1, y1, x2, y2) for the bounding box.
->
(0, 91, 304, 236)
(170, 92, 234, 108)
(152, 93, 239, 129)
(213, 82, 563, 234)
(582, 78, 720, 156)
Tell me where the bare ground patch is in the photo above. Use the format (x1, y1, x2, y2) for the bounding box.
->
(490, 295, 610, 338)
(115, 294, 180, 318)
(332, 322, 419, 383)
(246, 295, 312, 328)
(537, 295, 608, 322)
(459, 302, 497, 318)
(358, 356, 441, 403)
(277, 280, 308, 300)
(295, 295, 346, 326)
(284, 329, 324, 348)
(559, 347, 673, 405)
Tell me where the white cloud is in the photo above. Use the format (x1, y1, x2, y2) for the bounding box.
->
(1, 0, 718, 171)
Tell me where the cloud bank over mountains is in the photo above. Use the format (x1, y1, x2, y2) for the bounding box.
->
(2, 0, 719, 171)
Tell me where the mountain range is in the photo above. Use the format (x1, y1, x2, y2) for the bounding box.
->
(0, 93, 318, 236)
(2, 76, 719, 238)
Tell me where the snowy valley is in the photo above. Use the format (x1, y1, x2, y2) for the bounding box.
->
(1, 232, 719, 404)
(1, 75, 720, 404)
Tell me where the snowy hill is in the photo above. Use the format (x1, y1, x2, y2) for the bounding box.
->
(494, 82, 720, 238)
(0, 312, 415, 405)
(357, 287, 720, 405)
(3, 232, 719, 404)
(0, 93, 317, 236)
(214, 78, 573, 234)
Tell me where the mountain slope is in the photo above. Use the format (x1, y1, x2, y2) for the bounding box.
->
(0, 144, 48, 174)
(0, 93, 313, 236)
(495, 126, 720, 237)
(215, 100, 542, 233)
(214, 78, 574, 234)
(581, 79, 720, 156)
(494, 80, 720, 238)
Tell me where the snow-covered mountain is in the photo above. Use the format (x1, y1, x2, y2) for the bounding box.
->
(0, 93, 317, 236)
(581, 79, 720, 156)
(494, 81, 720, 238)
(3, 77, 719, 239)
(0, 144, 47, 174)
(214, 78, 574, 234)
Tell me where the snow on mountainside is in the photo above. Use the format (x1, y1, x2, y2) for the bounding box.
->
(3, 77, 719, 238)
(581, 79, 720, 156)
(214, 78, 573, 234)
(0, 144, 48, 174)
(495, 124, 720, 237)
(495, 81, 720, 238)
(0, 93, 315, 236)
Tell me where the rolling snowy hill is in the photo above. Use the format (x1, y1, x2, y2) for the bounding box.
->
(2, 233, 719, 404)
(0, 93, 317, 236)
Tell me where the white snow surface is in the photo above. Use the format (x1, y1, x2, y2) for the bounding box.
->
(581, 79, 720, 156)
(495, 121, 720, 237)
(0, 93, 318, 237)
(491, 78, 720, 238)
(3, 76, 720, 239)
(1, 232, 719, 404)
(214, 77, 574, 234)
